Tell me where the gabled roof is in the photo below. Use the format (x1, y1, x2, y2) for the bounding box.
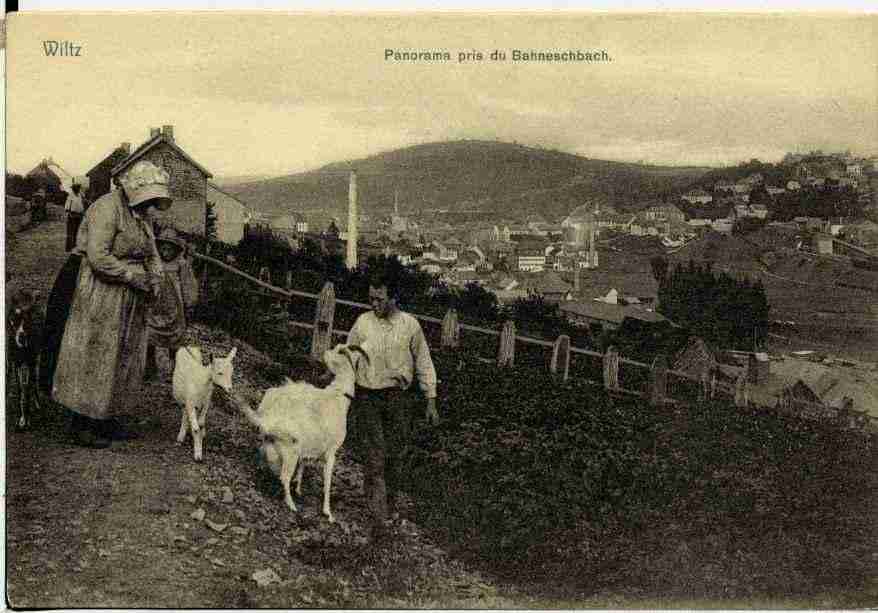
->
(112, 133, 213, 179)
(534, 271, 572, 295)
(88, 146, 132, 178)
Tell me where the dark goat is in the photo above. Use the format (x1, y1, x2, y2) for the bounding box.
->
(7, 289, 42, 429)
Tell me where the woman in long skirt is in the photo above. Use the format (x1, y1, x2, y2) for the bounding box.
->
(52, 161, 172, 448)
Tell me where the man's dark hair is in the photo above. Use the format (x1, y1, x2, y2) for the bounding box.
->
(368, 266, 402, 301)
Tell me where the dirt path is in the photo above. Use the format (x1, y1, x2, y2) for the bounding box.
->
(5, 213, 524, 608)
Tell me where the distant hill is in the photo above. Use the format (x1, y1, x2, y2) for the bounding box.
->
(222, 140, 711, 223)
(212, 174, 276, 188)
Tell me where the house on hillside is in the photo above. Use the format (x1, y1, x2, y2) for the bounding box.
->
(86, 143, 132, 204)
(453, 251, 480, 272)
(205, 182, 250, 245)
(271, 212, 309, 235)
(644, 203, 686, 223)
(532, 271, 572, 302)
(111, 125, 212, 235)
(424, 241, 458, 262)
(749, 204, 769, 220)
(26, 157, 65, 193)
(560, 299, 668, 335)
(681, 189, 713, 205)
(748, 355, 878, 414)
(508, 223, 531, 238)
(516, 246, 547, 272)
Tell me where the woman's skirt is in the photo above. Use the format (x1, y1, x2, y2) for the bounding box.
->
(39, 254, 83, 394)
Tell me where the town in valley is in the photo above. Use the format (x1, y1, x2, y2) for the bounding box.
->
(11, 131, 878, 417)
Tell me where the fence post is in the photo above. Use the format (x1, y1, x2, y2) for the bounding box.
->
(649, 354, 668, 406)
(285, 269, 293, 291)
(698, 368, 716, 403)
(441, 309, 460, 350)
(550, 334, 571, 382)
(734, 370, 749, 408)
(603, 346, 620, 391)
(311, 282, 336, 360)
(497, 320, 516, 368)
(258, 266, 272, 310)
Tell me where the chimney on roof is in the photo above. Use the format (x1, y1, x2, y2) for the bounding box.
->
(162, 125, 174, 141)
(150, 127, 161, 139)
(120, 142, 131, 154)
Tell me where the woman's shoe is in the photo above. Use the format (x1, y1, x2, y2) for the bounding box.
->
(74, 428, 111, 449)
(102, 418, 139, 441)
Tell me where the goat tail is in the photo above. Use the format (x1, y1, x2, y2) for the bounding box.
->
(226, 390, 264, 432)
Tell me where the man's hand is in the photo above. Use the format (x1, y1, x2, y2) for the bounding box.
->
(425, 398, 439, 426)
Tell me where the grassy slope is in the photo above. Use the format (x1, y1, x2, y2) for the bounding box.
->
(404, 355, 878, 607)
(223, 140, 710, 222)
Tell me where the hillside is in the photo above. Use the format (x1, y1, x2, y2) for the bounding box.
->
(223, 140, 711, 223)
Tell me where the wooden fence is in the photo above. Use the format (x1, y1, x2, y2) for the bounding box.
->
(193, 252, 878, 432)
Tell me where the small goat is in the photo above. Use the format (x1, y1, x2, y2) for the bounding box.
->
(230, 342, 369, 523)
(7, 289, 42, 429)
(172, 346, 237, 461)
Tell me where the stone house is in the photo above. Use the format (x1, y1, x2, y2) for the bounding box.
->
(681, 189, 713, 205)
(111, 125, 212, 235)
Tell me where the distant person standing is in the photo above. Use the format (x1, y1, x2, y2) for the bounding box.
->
(346, 269, 440, 540)
(30, 189, 48, 224)
(64, 178, 88, 251)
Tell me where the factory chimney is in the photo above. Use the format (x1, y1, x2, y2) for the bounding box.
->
(347, 170, 358, 270)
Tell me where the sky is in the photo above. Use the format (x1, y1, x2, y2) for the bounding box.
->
(6, 12, 877, 178)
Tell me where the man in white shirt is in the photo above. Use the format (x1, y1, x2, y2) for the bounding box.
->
(347, 271, 439, 539)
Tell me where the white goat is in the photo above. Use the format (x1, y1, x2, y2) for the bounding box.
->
(172, 346, 237, 461)
(229, 342, 369, 523)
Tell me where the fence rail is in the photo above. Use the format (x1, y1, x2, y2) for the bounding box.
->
(193, 251, 878, 430)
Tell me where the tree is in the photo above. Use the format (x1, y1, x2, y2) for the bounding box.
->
(657, 260, 770, 350)
(650, 255, 669, 285)
(204, 201, 219, 243)
(456, 282, 500, 323)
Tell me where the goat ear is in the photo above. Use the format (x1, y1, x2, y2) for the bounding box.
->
(228, 347, 237, 361)
(347, 344, 371, 365)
